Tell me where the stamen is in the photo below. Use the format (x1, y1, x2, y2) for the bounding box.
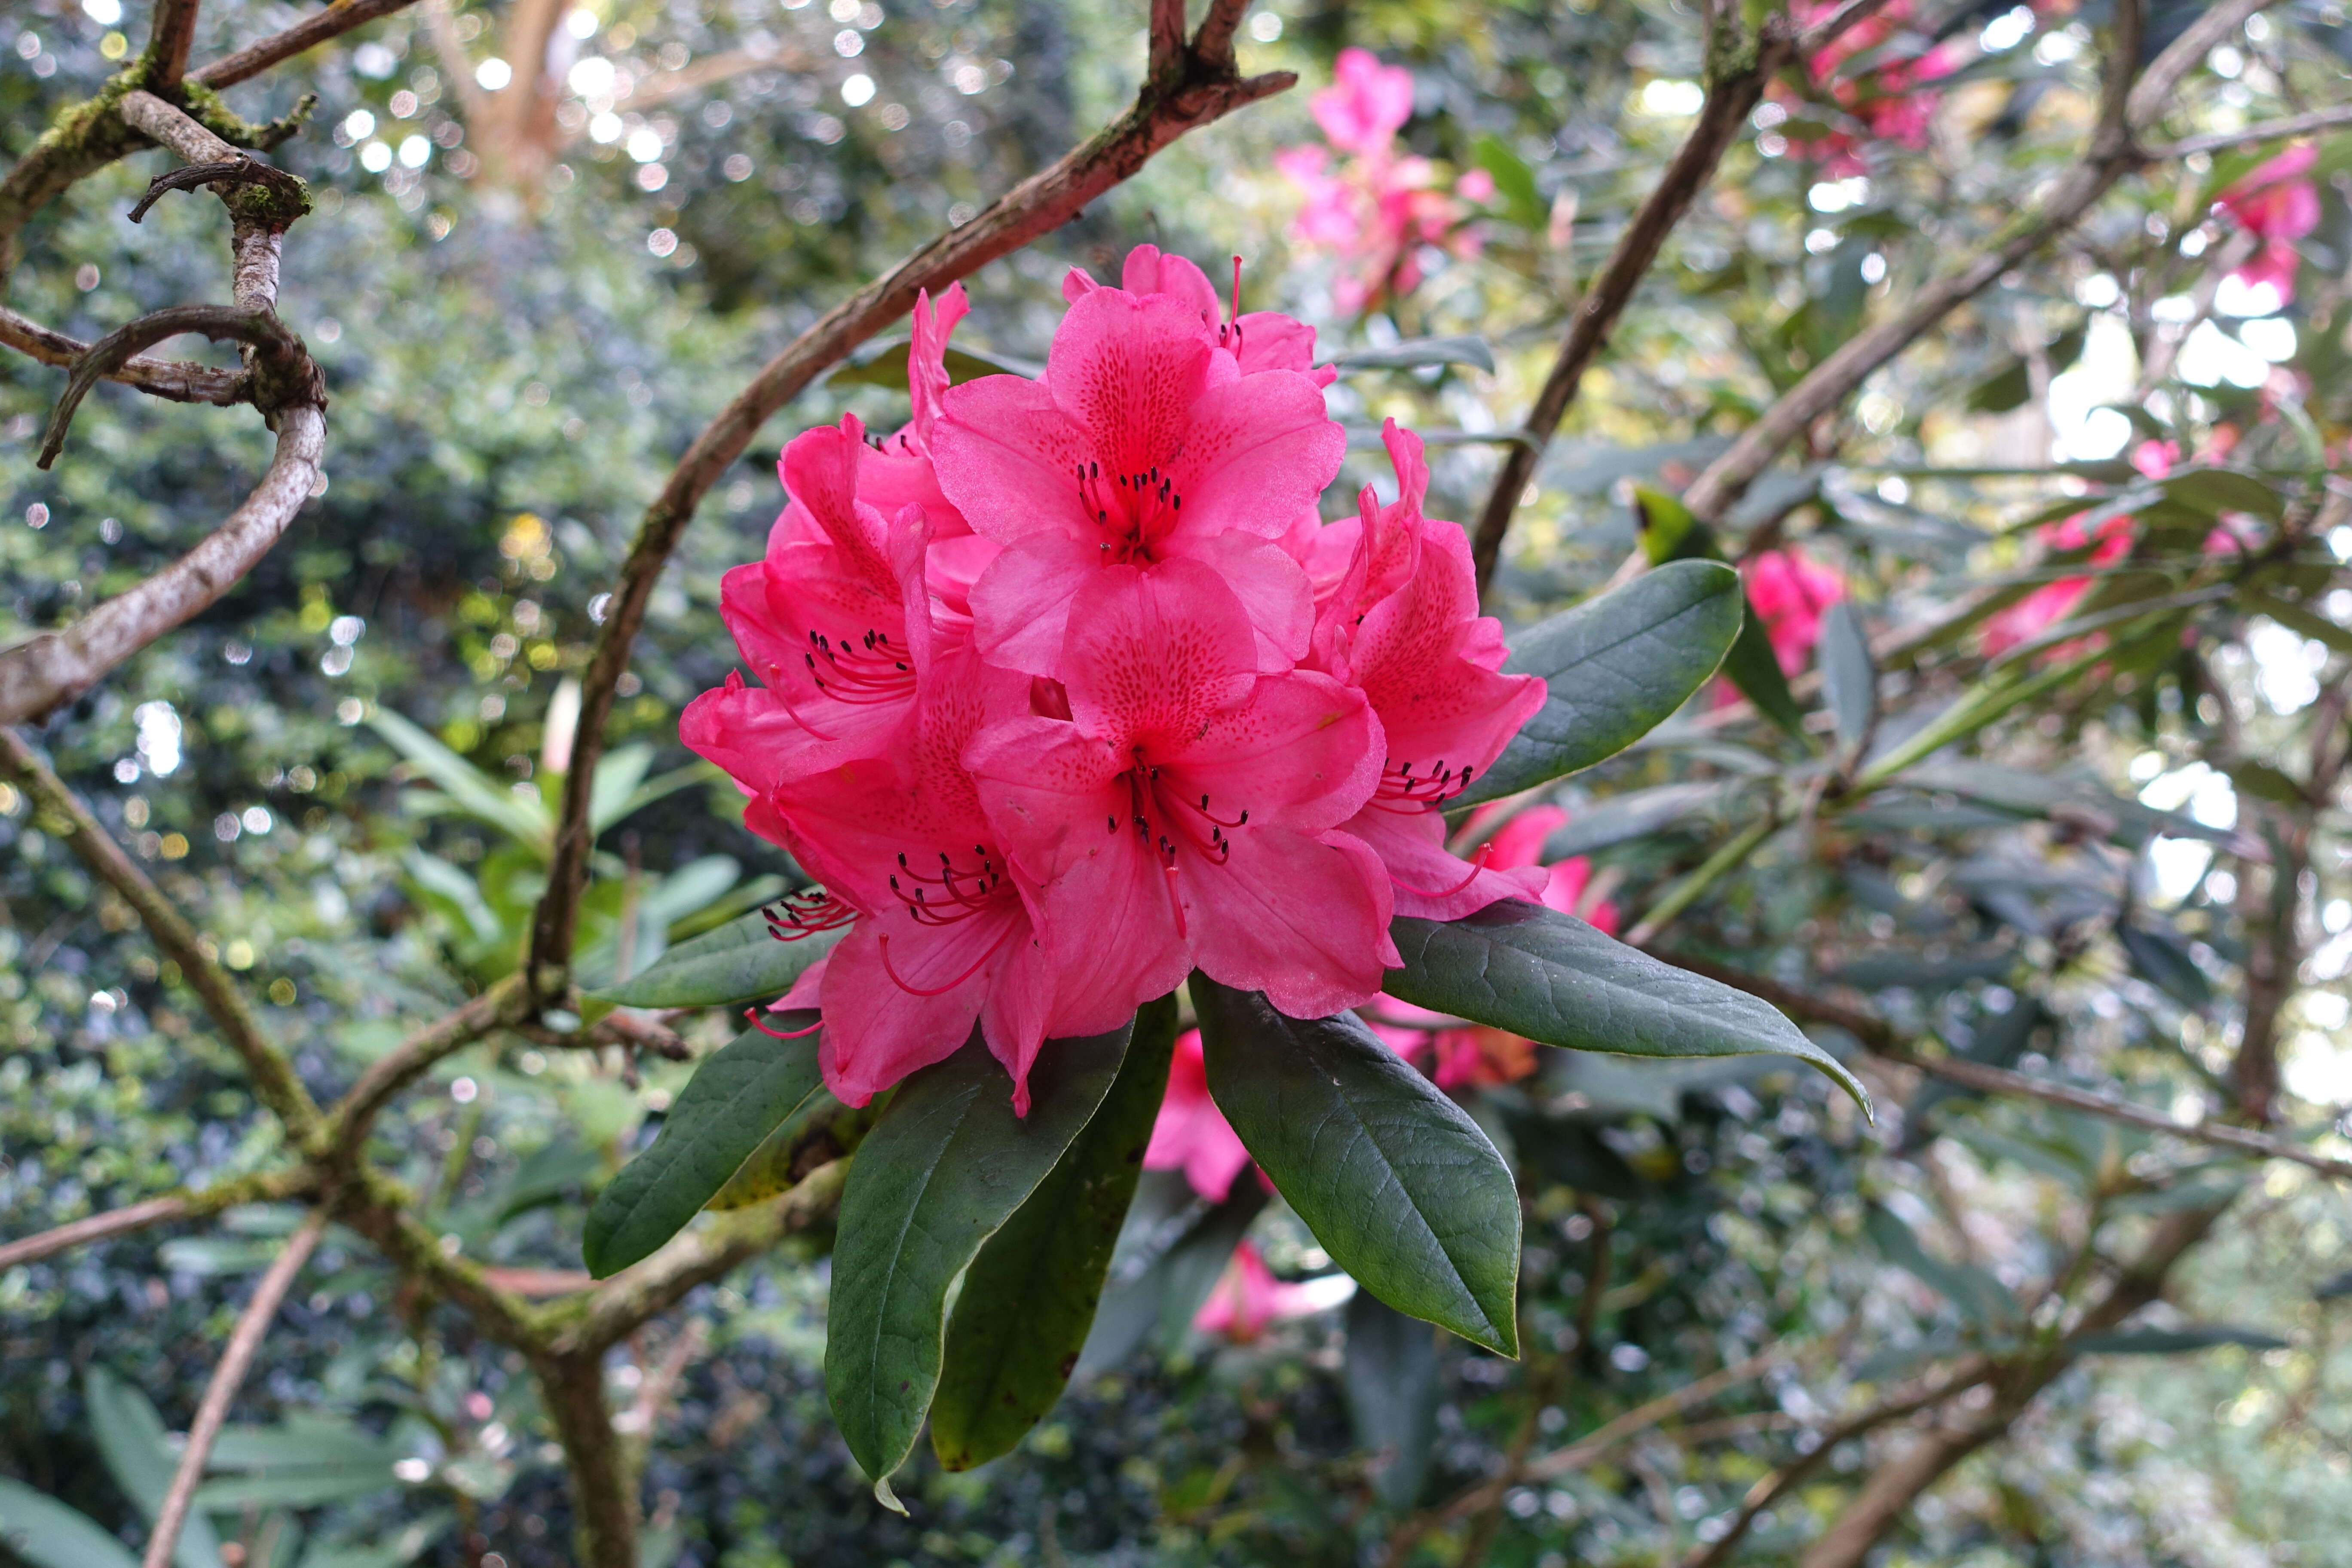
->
(878, 925, 1012, 996)
(1387, 841, 1493, 900)
(765, 890, 855, 941)
(744, 1007, 825, 1039)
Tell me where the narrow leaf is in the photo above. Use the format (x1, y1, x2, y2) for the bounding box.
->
(1818, 598, 1876, 752)
(1458, 560, 1744, 807)
(931, 997, 1179, 1470)
(1534, 781, 1735, 860)
(1719, 595, 1810, 741)
(1385, 901, 1870, 1113)
(1322, 335, 1496, 373)
(86, 1367, 226, 1568)
(1864, 1204, 2018, 1326)
(1471, 132, 1546, 230)
(2071, 1324, 2287, 1356)
(1344, 1292, 1442, 1508)
(366, 708, 549, 849)
(0, 1479, 140, 1568)
(581, 1020, 827, 1277)
(1194, 977, 1521, 1356)
(583, 906, 842, 1008)
(825, 1022, 1135, 1491)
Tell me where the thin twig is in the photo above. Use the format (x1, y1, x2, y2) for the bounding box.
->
(1678, 0, 2278, 526)
(1468, 9, 1796, 593)
(139, 1209, 328, 1568)
(0, 732, 324, 1140)
(0, 1168, 312, 1272)
(524, 0, 1293, 994)
(2147, 103, 2352, 159)
(192, 0, 424, 89)
(327, 976, 527, 1167)
(36, 303, 294, 467)
(0, 304, 247, 404)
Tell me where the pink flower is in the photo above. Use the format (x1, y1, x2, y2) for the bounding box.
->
(1192, 1241, 1325, 1340)
(1143, 1029, 1253, 1202)
(931, 258, 1341, 676)
(1775, 0, 1957, 173)
(1742, 545, 1846, 677)
(1978, 511, 2134, 657)
(966, 559, 1394, 1023)
(2131, 438, 2179, 479)
(1311, 48, 1415, 156)
(2217, 144, 2319, 305)
(680, 418, 929, 793)
(1307, 423, 1550, 921)
(858, 284, 978, 536)
(1469, 802, 1619, 935)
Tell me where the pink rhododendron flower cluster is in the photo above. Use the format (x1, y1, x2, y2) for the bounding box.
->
(1741, 544, 1847, 676)
(1274, 48, 1492, 313)
(1191, 1241, 1326, 1340)
(1143, 1029, 1255, 1202)
(2215, 143, 2320, 306)
(687, 247, 1546, 1114)
(1773, 0, 1963, 176)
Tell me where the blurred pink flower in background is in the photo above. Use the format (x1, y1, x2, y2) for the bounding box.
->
(1978, 511, 2135, 657)
(1276, 48, 1489, 313)
(1192, 1241, 1326, 1340)
(1743, 545, 1847, 676)
(1774, 0, 1963, 175)
(2215, 144, 2319, 304)
(1144, 1029, 1255, 1203)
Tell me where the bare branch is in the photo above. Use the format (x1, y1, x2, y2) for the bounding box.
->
(327, 976, 528, 1167)
(549, 1159, 848, 1357)
(193, 0, 425, 89)
(140, 1208, 328, 1568)
(0, 732, 324, 1139)
(0, 303, 246, 404)
(119, 86, 241, 162)
(1190, 0, 1248, 75)
(1149, 0, 1188, 85)
(531, 1351, 640, 1568)
(0, 405, 324, 723)
(524, 17, 1296, 994)
(2147, 103, 2352, 159)
(145, 0, 205, 91)
(1679, 0, 2285, 526)
(36, 303, 299, 467)
(1470, 11, 1796, 593)
(0, 1167, 312, 1272)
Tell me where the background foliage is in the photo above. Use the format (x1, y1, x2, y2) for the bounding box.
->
(6, 0, 2352, 1565)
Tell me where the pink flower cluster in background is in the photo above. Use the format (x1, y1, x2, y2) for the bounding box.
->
(686, 247, 1547, 1114)
(1275, 48, 1491, 314)
(1774, 0, 1963, 175)
(2215, 144, 2319, 306)
(1742, 544, 1847, 676)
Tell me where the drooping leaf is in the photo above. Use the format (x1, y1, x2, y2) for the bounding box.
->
(1343, 1292, 1443, 1509)
(2158, 467, 2285, 521)
(1457, 560, 1745, 807)
(366, 707, 550, 851)
(86, 1366, 226, 1568)
(581, 1020, 827, 1277)
(825, 336, 1043, 389)
(583, 906, 842, 1008)
(1818, 597, 1877, 753)
(1321, 335, 1496, 374)
(2070, 1324, 2288, 1356)
(1385, 901, 1870, 1113)
(825, 1021, 1135, 1497)
(1719, 594, 1810, 741)
(1193, 977, 1521, 1356)
(931, 996, 1179, 1470)
(0, 1479, 140, 1568)
(2117, 921, 2214, 1010)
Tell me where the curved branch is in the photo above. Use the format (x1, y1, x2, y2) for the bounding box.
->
(35, 303, 298, 467)
(326, 975, 528, 1167)
(0, 1167, 312, 1272)
(193, 0, 424, 90)
(0, 303, 246, 404)
(139, 1208, 327, 1568)
(0, 403, 324, 724)
(524, 0, 1294, 992)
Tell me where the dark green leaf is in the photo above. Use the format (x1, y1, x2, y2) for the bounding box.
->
(1536, 781, 1736, 860)
(86, 1367, 226, 1568)
(1193, 977, 1520, 1356)
(1865, 1204, 2018, 1326)
(1343, 1292, 1442, 1509)
(1385, 902, 1870, 1113)
(2159, 468, 2285, 521)
(1458, 560, 1744, 807)
(1964, 326, 2086, 413)
(1077, 1179, 1266, 1377)
(1322, 335, 1495, 374)
(2070, 1324, 2287, 1356)
(1720, 594, 1810, 741)
(825, 1022, 1134, 1498)
(931, 997, 1178, 1470)
(2118, 922, 2214, 1010)
(0, 1479, 139, 1568)
(583, 906, 842, 1008)
(1471, 133, 1546, 230)
(582, 1020, 827, 1277)
(1818, 598, 1876, 752)
(1632, 483, 1712, 564)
